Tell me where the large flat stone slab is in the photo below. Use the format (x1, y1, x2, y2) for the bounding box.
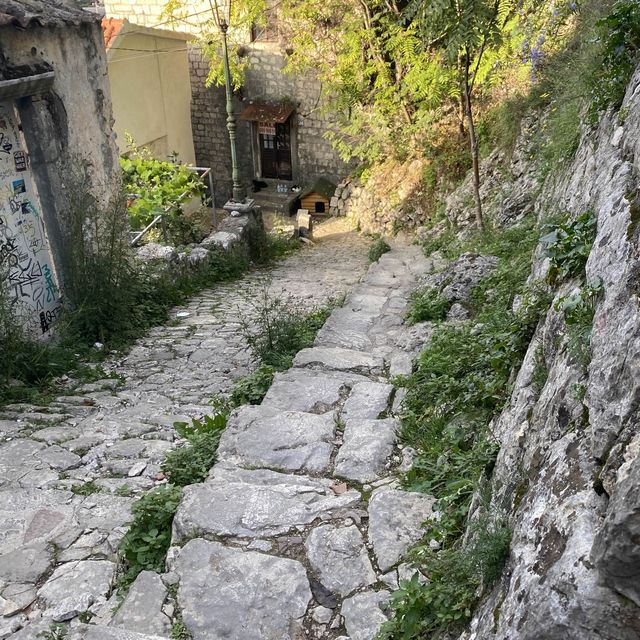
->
(334, 419, 398, 483)
(175, 538, 311, 640)
(305, 524, 376, 596)
(368, 488, 437, 571)
(0, 542, 52, 586)
(341, 590, 390, 640)
(293, 347, 384, 377)
(110, 570, 170, 636)
(218, 406, 335, 473)
(37, 560, 116, 610)
(69, 626, 170, 640)
(341, 381, 393, 422)
(0, 489, 77, 554)
(172, 465, 361, 541)
(261, 369, 368, 413)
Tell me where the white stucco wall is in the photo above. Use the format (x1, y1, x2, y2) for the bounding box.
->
(107, 28, 196, 164)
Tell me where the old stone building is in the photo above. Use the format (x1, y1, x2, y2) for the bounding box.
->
(103, 0, 348, 201)
(0, 0, 120, 335)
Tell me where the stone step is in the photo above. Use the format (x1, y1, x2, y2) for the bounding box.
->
(171, 464, 362, 542)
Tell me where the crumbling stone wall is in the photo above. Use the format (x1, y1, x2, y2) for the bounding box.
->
(1, 21, 120, 289)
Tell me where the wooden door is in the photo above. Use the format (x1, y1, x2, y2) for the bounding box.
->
(259, 119, 292, 180)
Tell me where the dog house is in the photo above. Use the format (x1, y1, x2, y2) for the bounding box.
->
(299, 177, 336, 215)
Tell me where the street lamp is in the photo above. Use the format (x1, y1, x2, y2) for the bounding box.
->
(209, 0, 250, 208)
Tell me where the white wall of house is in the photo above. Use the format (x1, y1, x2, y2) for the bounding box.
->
(107, 26, 196, 164)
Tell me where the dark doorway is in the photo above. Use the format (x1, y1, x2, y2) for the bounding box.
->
(259, 120, 292, 180)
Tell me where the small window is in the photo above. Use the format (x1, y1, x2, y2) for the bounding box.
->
(315, 201, 326, 213)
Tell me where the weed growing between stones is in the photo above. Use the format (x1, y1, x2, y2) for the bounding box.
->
(406, 288, 450, 323)
(384, 222, 541, 638)
(118, 411, 228, 588)
(162, 413, 228, 487)
(118, 484, 183, 587)
(368, 237, 391, 262)
(540, 211, 597, 284)
(242, 290, 339, 372)
(228, 364, 276, 406)
(555, 280, 602, 369)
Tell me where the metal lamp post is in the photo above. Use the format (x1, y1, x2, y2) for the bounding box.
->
(210, 0, 252, 210)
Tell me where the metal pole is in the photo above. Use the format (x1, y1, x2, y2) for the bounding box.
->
(220, 21, 244, 204)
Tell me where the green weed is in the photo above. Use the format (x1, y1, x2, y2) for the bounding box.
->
(71, 481, 101, 496)
(162, 413, 228, 487)
(369, 238, 391, 262)
(243, 291, 337, 371)
(228, 364, 275, 406)
(118, 484, 182, 588)
(540, 212, 597, 284)
(407, 289, 451, 324)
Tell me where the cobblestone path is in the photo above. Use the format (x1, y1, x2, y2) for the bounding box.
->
(0, 223, 438, 640)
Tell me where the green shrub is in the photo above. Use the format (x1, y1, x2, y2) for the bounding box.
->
(368, 238, 391, 262)
(381, 511, 511, 639)
(243, 291, 337, 371)
(118, 484, 183, 586)
(121, 141, 205, 243)
(540, 211, 597, 283)
(407, 289, 451, 323)
(229, 364, 275, 406)
(589, 0, 640, 117)
(162, 413, 228, 487)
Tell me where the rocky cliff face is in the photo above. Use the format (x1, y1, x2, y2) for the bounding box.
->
(458, 65, 640, 640)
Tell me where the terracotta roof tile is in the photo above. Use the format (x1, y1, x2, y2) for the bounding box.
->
(102, 16, 125, 49)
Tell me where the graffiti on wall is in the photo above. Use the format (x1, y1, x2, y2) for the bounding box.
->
(0, 101, 62, 335)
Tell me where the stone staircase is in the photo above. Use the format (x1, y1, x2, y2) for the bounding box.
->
(162, 244, 439, 640)
(251, 182, 298, 216)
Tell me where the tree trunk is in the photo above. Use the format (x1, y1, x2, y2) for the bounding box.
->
(463, 54, 484, 231)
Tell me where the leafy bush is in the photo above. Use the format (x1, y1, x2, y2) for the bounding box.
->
(229, 364, 275, 406)
(385, 222, 540, 637)
(368, 238, 391, 262)
(118, 484, 183, 586)
(407, 288, 451, 323)
(121, 142, 205, 243)
(590, 0, 640, 117)
(540, 212, 597, 283)
(162, 413, 228, 487)
(381, 511, 511, 639)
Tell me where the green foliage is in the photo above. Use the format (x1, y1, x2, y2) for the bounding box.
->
(71, 481, 101, 496)
(540, 212, 597, 283)
(386, 222, 539, 637)
(407, 288, 450, 323)
(120, 141, 205, 243)
(589, 0, 640, 117)
(380, 511, 511, 639)
(229, 364, 275, 406)
(243, 290, 337, 371)
(555, 280, 602, 367)
(118, 484, 183, 586)
(37, 624, 68, 640)
(163, 0, 266, 89)
(162, 413, 228, 487)
(531, 343, 549, 393)
(369, 238, 391, 262)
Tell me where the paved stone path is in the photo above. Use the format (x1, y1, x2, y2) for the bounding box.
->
(0, 221, 439, 640)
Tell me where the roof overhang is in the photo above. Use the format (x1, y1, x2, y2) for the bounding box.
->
(239, 102, 294, 124)
(0, 61, 54, 100)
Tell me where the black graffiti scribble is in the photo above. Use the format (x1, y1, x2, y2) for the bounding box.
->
(0, 132, 12, 155)
(0, 237, 16, 264)
(39, 310, 50, 333)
